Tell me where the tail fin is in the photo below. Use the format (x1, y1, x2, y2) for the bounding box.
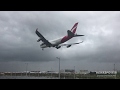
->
(71, 22, 78, 34)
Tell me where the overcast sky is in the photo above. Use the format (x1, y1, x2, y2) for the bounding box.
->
(0, 11, 120, 72)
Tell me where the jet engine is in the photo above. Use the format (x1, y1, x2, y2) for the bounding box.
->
(67, 45, 71, 48)
(37, 38, 41, 42)
(56, 46, 61, 49)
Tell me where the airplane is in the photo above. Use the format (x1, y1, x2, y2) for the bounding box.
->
(35, 22, 84, 50)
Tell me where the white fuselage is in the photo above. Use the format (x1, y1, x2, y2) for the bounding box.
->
(40, 37, 62, 48)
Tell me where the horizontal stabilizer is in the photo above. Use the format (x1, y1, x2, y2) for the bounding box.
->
(74, 34, 84, 37)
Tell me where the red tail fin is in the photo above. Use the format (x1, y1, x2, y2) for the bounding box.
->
(71, 22, 78, 34)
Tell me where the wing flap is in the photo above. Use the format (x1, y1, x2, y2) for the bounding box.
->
(59, 41, 83, 47)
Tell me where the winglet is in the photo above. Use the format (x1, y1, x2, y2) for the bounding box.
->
(36, 28, 38, 31)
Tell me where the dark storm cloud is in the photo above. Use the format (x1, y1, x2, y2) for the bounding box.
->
(0, 11, 61, 62)
(0, 11, 120, 72)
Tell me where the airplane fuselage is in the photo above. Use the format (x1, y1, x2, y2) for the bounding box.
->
(40, 35, 73, 48)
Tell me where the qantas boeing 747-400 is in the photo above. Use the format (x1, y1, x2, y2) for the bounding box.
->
(35, 22, 84, 50)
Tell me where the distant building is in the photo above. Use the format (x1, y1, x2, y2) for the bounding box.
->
(64, 69, 75, 74)
(30, 71, 40, 73)
(79, 70, 89, 74)
(60, 69, 64, 73)
(41, 71, 47, 73)
(0, 72, 4, 75)
(46, 71, 58, 74)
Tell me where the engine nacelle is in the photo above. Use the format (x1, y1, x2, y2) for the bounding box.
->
(67, 45, 71, 48)
(37, 38, 41, 42)
(56, 46, 61, 49)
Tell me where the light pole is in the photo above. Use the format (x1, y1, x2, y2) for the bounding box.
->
(56, 57, 60, 79)
(114, 64, 115, 71)
(25, 63, 28, 76)
(51, 68, 52, 78)
(114, 64, 116, 79)
(74, 66, 75, 79)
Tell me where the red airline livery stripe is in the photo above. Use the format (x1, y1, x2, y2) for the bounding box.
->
(61, 36, 72, 43)
(71, 23, 78, 34)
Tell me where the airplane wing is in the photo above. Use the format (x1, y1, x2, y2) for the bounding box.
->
(35, 28, 52, 47)
(58, 41, 83, 48)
